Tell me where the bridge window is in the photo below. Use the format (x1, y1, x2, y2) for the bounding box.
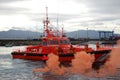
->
(60, 40, 70, 44)
(42, 41, 47, 46)
(49, 40, 58, 45)
(60, 40, 63, 44)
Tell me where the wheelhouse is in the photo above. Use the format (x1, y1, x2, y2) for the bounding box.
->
(41, 37, 71, 46)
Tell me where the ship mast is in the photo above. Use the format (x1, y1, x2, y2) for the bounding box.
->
(46, 7, 49, 31)
(44, 7, 53, 37)
(62, 27, 65, 37)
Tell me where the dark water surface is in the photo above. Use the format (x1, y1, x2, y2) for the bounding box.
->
(0, 46, 120, 80)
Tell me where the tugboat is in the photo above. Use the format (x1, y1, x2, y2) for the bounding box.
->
(11, 7, 111, 69)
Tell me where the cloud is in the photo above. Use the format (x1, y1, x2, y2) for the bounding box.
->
(74, 0, 120, 13)
(0, 0, 30, 15)
(0, 0, 120, 33)
(0, 0, 29, 3)
(72, 0, 120, 25)
(27, 13, 81, 23)
(0, 5, 29, 15)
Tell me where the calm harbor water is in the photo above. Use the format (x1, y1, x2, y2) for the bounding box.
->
(0, 46, 120, 80)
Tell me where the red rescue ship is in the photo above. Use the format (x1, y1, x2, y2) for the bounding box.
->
(11, 7, 111, 69)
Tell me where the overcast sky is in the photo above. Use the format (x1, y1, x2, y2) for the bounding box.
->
(0, 0, 120, 33)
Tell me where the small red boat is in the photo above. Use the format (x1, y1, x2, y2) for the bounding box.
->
(11, 7, 111, 69)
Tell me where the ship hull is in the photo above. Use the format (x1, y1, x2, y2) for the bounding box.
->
(11, 50, 111, 62)
(11, 52, 44, 61)
(11, 52, 74, 62)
